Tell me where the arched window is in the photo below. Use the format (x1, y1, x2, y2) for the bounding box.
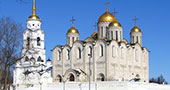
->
(57, 50, 61, 60)
(37, 56, 42, 62)
(37, 37, 40, 46)
(100, 45, 103, 57)
(27, 37, 30, 46)
(101, 27, 103, 37)
(136, 36, 138, 43)
(112, 46, 116, 58)
(72, 37, 74, 42)
(25, 56, 29, 61)
(111, 31, 113, 39)
(116, 31, 118, 41)
(67, 49, 70, 60)
(132, 36, 134, 43)
(89, 46, 92, 56)
(77, 48, 81, 59)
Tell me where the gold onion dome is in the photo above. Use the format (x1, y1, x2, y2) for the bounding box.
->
(98, 9, 116, 22)
(27, 0, 41, 21)
(91, 31, 97, 37)
(109, 18, 121, 27)
(67, 26, 79, 34)
(131, 25, 142, 33)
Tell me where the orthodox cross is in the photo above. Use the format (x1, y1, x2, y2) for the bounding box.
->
(70, 16, 76, 27)
(112, 8, 118, 16)
(105, 0, 111, 11)
(133, 16, 139, 25)
(93, 22, 97, 32)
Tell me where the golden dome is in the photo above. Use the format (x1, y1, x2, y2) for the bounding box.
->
(98, 9, 116, 22)
(85, 37, 94, 42)
(27, 15, 40, 21)
(109, 18, 121, 27)
(131, 25, 142, 33)
(67, 26, 79, 34)
(91, 31, 97, 37)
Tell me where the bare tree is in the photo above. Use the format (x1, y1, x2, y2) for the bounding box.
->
(150, 75, 168, 85)
(0, 17, 23, 90)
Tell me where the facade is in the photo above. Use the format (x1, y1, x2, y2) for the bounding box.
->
(13, 0, 52, 88)
(52, 8, 149, 83)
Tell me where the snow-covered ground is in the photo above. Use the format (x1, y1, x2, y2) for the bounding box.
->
(16, 81, 170, 90)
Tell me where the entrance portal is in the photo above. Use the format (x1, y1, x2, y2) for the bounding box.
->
(69, 74, 75, 81)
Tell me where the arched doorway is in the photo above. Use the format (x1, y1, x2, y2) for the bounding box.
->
(69, 73, 75, 81)
(56, 75, 62, 82)
(97, 73, 105, 81)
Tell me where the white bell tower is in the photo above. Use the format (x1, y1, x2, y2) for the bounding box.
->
(21, 0, 46, 65)
(13, 0, 53, 87)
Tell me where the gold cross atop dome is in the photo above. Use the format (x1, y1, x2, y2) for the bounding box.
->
(133, 16, 139, 26)
(27, 0, 40, 21)
(131, 16, 141, 33)
(112, 8, 118, 16)
(70, 16, 76, 27)
(105, 0, 111, 12)
(67, 17, 79, 34)
(98, 0, 116, 22)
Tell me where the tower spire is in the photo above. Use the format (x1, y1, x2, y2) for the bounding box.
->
(32, 0, 36, 16)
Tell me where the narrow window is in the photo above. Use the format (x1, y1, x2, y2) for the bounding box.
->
(68, 37, 70, 44)
(72, 37, 74, 42)
(100, 45, 103, 57)
(37, 37, 40, 46)
(101, 27, 103, 37)
(78, 48, 81, 59)
(25, 56, 29, 61)
(111, 31, 113, 39)
(136, 36, 138, 43)
(67, 49, 70, 60)
(116, 31, 118, 40)
(89, 46, 92, 56)
(112, 46, 116, 58)
(57, 50, 61, 60)
(37, 56, 42, 62)
(27, 37, 30, 46)
(132, 36, 134, 43)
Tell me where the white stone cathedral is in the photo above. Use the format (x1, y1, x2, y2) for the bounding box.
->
(13, 0, 52, 88)
(52, 8, 149, 83)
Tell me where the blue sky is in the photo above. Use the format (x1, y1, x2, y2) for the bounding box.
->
(0, 0, 170, 83)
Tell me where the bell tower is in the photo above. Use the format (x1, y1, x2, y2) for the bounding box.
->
(22, 0, 46, 65)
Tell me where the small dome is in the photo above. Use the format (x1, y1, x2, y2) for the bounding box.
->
(98, 10, 116, 22)
(85, 37, 94, 42)
(131, 25, 141, 33)
(67, 26, 79, 34)
(91, 31, 97, 37)
(109, 19, 121, 27)
(27, 15, 41, 21)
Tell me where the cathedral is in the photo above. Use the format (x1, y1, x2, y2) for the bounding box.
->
(13, 0, 52, 88)
(52, 5, 149, 83)
(13, 0, 150, 89)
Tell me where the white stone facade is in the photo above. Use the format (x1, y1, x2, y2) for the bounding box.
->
(13, 0, 52, 88)
(52, 10, 149, 83)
